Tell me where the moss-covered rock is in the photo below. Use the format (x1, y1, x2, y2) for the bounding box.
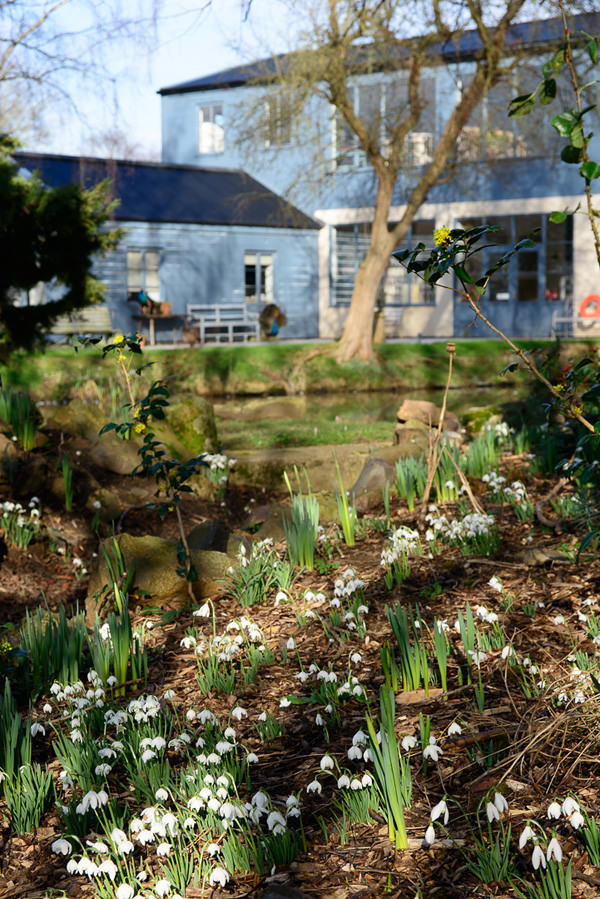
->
(152, 395, 218, 460)
(85, 533, 232, 622)
(461, 405, 503, 435)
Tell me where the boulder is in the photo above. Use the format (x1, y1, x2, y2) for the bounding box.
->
(152, 395, 218, 460)
(187, 519, 251, 557)
(350, 456, 396, 510)
(392, 423, 431, 453)
(396, 398, 459, 433)
(85, 533, 232, 622)
(461, 405, 503, 435)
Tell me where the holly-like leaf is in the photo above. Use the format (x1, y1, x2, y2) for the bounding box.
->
(549, 210, 569, 224)
(539, 79, 557, 105)
(552, 110, 579, 136)
(508, 92, 536, 117)
(580, 161, 600, 180)
(561, 145, 582, 164)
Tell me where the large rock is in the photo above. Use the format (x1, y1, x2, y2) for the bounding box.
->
(461, 405, 503, 435)
(152, 395, 218, 460)
(396, 399, 459, 433)
(350, 456, 396, 510)
(86, 533, 232, 622)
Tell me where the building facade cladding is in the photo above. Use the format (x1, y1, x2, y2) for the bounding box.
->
(159, 15, 600, 340)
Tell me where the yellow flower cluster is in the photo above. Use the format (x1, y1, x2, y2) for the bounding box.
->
(433, 225, 452, 247)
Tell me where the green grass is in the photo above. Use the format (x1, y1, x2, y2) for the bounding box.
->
(2, 339, 592, 403)
(218, 416, 392, 449)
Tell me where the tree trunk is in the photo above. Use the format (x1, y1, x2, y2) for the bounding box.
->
(335, 239, 395, 362)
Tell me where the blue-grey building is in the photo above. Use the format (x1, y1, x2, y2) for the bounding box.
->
(158, 12, 600, 340)
(14, 153, 321, 341)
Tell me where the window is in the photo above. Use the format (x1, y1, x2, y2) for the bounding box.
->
(331, 221, 434, 307)
(334, 76, 435, 170)
(127, 250, 160, 300)
(244, 253, 273, 302)
(198, 105, 225, 154)
(264, 94, 293, 147)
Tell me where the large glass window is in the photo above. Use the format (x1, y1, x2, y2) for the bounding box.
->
(457, 214, 572, 304)
(331, 220, 434, 307)
(264, 94, 293, 147)
(244, 252, 273, 302)
(198, 105, 225, 154)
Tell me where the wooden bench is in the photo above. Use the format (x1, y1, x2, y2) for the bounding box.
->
(186, 303, 260, 343)
(48, 305, 114, 338)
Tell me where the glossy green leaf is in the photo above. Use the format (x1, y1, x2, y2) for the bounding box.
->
(539, 79, 557, 105)
(580, 161, 600, 180)
(548, 210, 568, 224)
(587, 37, 597, 64)
(508, 93, 536, 118)
(552, 111, 579, 136)
(561, 145, 582, 164)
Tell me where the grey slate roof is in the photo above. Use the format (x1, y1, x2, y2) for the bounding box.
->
(13, 152, 320, 230)
(159, 12, 600, 96)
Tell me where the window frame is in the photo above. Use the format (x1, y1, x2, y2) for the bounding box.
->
(197, 104, 225, 155)
(126, 249, 161, 300)
(244, 251, 274, 303)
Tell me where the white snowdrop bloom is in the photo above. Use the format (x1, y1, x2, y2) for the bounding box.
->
(574, 689, 586, 703)
(294, 671, 310, 683)
(98, 747, 117, 760)
(547, 801, 562, 820)
(320, 754, 334, 771)
(183, 817, 196, 830)
(337, 774, 350, 789)
(570, 810, 584, 829)
(501, 645, 515, 660)
(562, 797, 580, 817)
(447, 722, 462, 737)
(209, 867, 230, 887)
(274, 591, 288, 606)
(425, 824, 436, 845)
(207, 797, 221, 812)
(553, 615, 566, 625)
(163, 689, 176, 701)
(231, 706, 247, 721)
(206, 842, 221, 856)
(547, 836, 563, 863)
(98, 859, 118, 881)
(279, 697, 291, 708)
(361, 773, 373, 788)
(42, 703, 52, 715)
(286, 636, 296, 650)
(315, 713, 324, 726)
(185, 709, 197, 722)
(347, 745, 363, 761)
(207, 752, 221, 765)
(51, 838, 72, 856)
(187, 796, 204, 812)
(350, 778, 362, 791)
(66, 859, 78, 875)
(155, 879, 174, 897)
(493, 792, 508, 814)
(430, 799, 449, 824)
(30, 722, 45, 737)
(216, 787, 228, 801)
(246, 752, 259, 764)
(95, 763, 111, 777)
(519, 825, 535, 849)
(116, 886, 135, 899)
(352, 730, 368, 746)
(401, 735, 418, 752)
(350, 652, 362, 664)
(532, 843, 547, 870)
(155, 788, 169, 802)
(141, 748, 156, 764)
(488, 577, 502, 595)
(306, 780, 322, 794)
(267, 810, 286, 833)
(157, 842, 172, 857)
(153, 736, 166, 751)
(469, 650, 487, 667)
(486, 802, 500, 823)
(199, 709, 216, 724)
(423, 743, 443, 762)
(162, 812, 178, 836)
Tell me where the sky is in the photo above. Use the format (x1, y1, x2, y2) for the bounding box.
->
(32, 0, 296, 159)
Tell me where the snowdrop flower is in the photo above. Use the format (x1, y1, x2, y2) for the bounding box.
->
(493, 792, 508, 814)
(246, 752, 259, 764)
(447, 722, 462, 737)
(274, 591, 288, 606)
(553, 615, 565, 625)
(157, 842, 172, 857)
(532, 843, 547, 870)
(141, 749, 156, 763)
(95, 763, 111, 777)
(320, 755, 334, 771)
(488, 576, 503, 593)
(401, 735, 418, 752)
(486, 802, 500, 823)
(361, 773, 373, 788)
(286, 636, 296, 650)
(423, 740, 443, 763)
(30, 722, 45, 737)
(51, 838, 72, 856)
(315, 714, 324, 726)
(430, 799, 449, 824)
(306, 780, 322, 794)
(209, 867, 230, 887)
(424, 824, 436, 845)
(279, 697, 291, 708)
(155, 879, 173, 897)
(347, 745, 362, 761)
(547, 836, 563, 862)
(116, 886, 135, 899)
(547, 801, 562, 820)
(155, 788, 169, 802)
(562, 797, 580, 817)
(194, 603, 211, 618)
(337, 774, 350, 789)
(519, 825, 535, 849)
(42, 703, 52, 714)
(267, 810, 286, 834)
(98, 859, 118, 881)
(570, 810, 584, 829)
(501, 645, 515, 660)
(231, 706, 247, 721)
